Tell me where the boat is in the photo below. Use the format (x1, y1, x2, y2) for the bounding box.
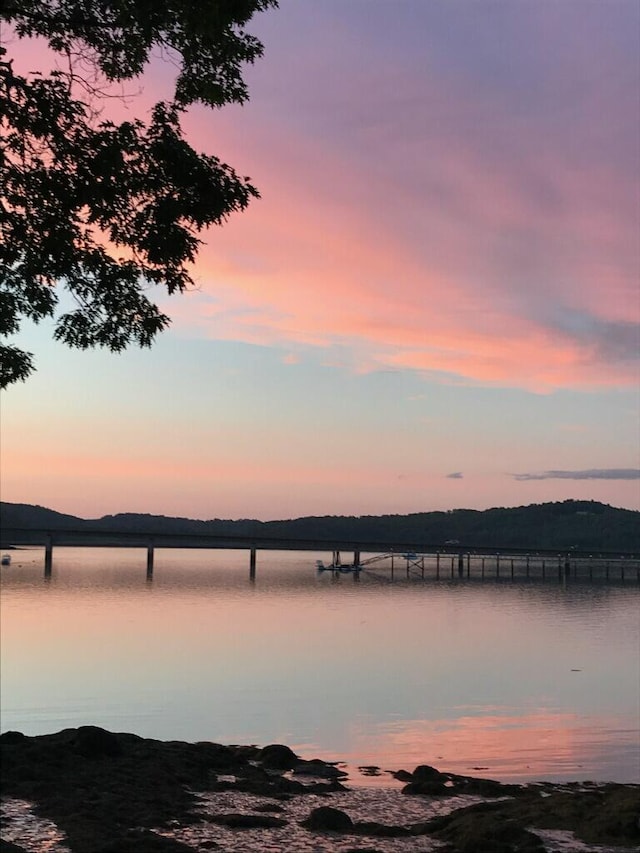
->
(1, 554, 11, 566)
(316, 559, 362, 573)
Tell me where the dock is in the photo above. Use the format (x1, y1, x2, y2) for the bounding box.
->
(1, 526, 638, 582)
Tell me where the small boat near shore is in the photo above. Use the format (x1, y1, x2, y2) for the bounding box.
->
(1, 554, 11, 566)
(316, 559, 362, 573)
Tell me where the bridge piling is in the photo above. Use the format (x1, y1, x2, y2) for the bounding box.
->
(249, 548, 257, 581)
(44, 538, 53, 577)
(146, 546, 154, 578)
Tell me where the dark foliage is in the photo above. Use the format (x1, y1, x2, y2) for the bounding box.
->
(1, 499, 638, 551)
(0, 0, 277, 387)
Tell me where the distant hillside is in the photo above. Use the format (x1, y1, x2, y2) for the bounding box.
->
(0, 503, 86, 530)
(1, 500, 638, 552)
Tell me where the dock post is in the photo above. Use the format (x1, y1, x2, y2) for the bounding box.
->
(436, 553, 440, 579)
(249, 548, 257, 581)
(450, 556, 455, 577)
(481, 557, 485, 578)
(496, 555, 500, 578)
(466, 553, 470, 578)
(354, 550, 361, 568)
(542, 559, 546, 579)
(526, 556, 530, 578)
(457, 553, 464, 577)
(146, 546, 154, 578)
(510, 558, 514, 579)
(44, 537, 53, 577)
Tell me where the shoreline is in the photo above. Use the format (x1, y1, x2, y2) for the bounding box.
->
(1, 726, 639, 853)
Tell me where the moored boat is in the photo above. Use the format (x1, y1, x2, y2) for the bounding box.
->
(316, 559, 362, 572)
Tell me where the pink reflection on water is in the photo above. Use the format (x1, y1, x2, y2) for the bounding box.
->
(304, 708, 640, 787)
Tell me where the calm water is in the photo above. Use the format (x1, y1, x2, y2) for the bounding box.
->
(1, 547, 638, 787)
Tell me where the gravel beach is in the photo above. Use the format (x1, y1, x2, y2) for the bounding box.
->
(1, 727, 638, 853)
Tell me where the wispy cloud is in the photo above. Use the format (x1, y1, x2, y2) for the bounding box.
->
(164, 1, 639, 393)
(447, 472, 464, 479)
(512, 469, 640, 482)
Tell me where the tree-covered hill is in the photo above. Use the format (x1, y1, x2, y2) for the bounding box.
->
(0, 503, 85, 530)
(1, 500, 638, 552)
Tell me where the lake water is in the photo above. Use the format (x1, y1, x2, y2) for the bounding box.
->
(1, 547, 638, 787)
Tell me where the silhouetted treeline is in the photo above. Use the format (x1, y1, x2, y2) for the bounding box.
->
(1, 500, 638, 551)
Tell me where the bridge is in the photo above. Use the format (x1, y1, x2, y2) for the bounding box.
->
(1, 526, 637, 581)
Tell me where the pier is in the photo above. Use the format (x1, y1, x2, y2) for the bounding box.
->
(1, 526, 638, 582)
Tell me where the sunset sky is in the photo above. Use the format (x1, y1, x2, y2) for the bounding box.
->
(2, 0, 639, 521)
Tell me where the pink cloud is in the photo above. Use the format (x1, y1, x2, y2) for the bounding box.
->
(8, 10, 638, 394)
(157, 50, 638, 394)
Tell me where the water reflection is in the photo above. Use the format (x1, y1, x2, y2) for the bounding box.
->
(327, 709, 640, 786)
(1, 548, 638, 785)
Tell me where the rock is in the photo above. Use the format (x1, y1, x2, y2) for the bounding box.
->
(207, 812, 287, 828)
(453, 776, 520, 797)
(257, 743, 299, 770)
(0, 732, 25, 745)
(402, 780, 448, 795)
(510, 784, 640, 846)
(343, 849, 385, 853)
(353, 821, 412, 837)
(0, 840, 29, 853)
(401, 764, 448, 794)
(426, 801, 545, 853)
(392, 769, 413, 782)
(358, 765, 382, 776)
(94, 829, 195, 852)
(301, 806, 354, 832)
(292, 759, 347, 778)
(73, 726, 122, 759)
(211, 772, 307, 797)
(252, 802, 286, 812)
(412, 764, 444, 781)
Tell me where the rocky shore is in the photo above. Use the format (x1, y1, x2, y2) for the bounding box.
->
(1, 727, 638, 853)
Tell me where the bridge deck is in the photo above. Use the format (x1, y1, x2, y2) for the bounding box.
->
(2, 526, 637, 559)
